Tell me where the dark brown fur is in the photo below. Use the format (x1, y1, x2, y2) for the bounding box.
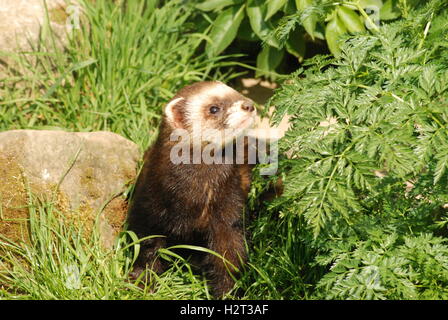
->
(127, 82, 254, 297)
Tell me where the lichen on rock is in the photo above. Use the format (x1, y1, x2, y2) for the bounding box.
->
(0, 130, 141, 248)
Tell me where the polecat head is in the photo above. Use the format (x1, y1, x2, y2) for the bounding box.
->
(163, 81, 256, 145)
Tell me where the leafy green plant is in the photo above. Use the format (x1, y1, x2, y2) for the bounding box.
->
(315, 233, 448, 299)
(258, 0, 448, 299)
(196, 0, 401, 77)
(270, 0, 448, 235)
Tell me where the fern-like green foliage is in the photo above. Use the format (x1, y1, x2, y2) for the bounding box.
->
(315, 233, 448, 299)
(261, 0, 448, 299)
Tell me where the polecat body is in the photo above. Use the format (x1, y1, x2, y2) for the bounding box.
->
(127, 81, 256, 297)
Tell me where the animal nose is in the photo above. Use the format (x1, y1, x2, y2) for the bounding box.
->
(241, 103, 255, 113)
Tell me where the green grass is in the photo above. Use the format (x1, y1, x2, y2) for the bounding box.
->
(0, 189, 210, 299)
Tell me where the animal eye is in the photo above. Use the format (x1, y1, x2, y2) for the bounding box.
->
(209, 106, 220, 114)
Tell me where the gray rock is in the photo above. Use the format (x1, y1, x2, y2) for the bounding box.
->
(0, 130, 141, 248)
(0, 0, 81, 73)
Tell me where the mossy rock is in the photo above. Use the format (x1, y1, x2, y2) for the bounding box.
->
(0, 130, 141, 248)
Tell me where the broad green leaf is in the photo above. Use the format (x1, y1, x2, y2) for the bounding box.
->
(256, 45, 284, 77)
(359, 0, 383, 10)
(247, 0, 280, 48)
(284, 0, 297, 15)
(286, 29, 306, 62)
(325, 15, 347, 57)
(337, 6, 365, 33)
(237, 16, 260, 41)
(380, 0, 401, 20)
(359, 0, 382, 30)
(196, 0, 242, 12)
(266, 0, 287, 20)
(206, 5, 246, 56)
(295, 0, 318, 40)
(295, 0, 313, 11)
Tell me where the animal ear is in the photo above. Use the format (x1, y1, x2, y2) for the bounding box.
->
(164, 97, 186, 129)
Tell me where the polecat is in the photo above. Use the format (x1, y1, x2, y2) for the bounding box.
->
(127, 81, 257, 297)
